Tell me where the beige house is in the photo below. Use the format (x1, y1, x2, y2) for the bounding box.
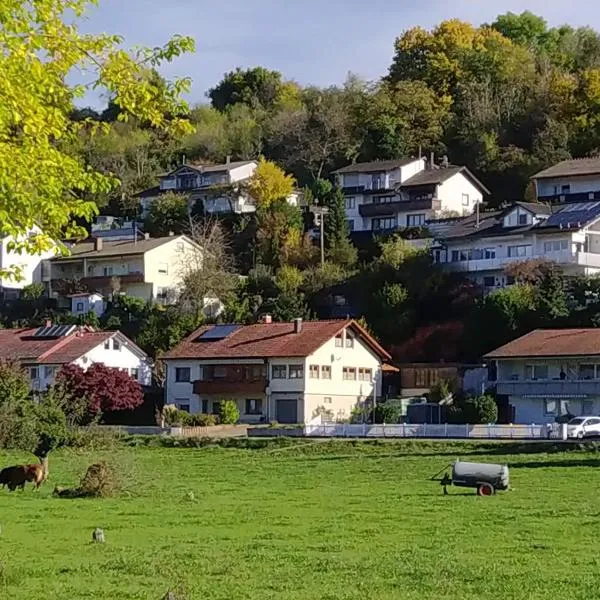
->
(162, 318, 391, 424)
(43, 234, 201, 306)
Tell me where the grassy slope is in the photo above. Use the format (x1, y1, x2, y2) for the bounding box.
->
(1, 441, 600, 599)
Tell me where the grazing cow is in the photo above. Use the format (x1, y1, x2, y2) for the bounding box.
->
(0, 456, 48, 491)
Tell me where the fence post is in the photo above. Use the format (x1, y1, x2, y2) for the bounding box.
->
(465, 423, 469, 438)
(343, 423, 347, 438)
(423, 422, 427, 438)
(363, 422, 367, 437)
(444, 422, 448, 438)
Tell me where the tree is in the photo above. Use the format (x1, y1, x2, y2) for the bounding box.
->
(247, 158, 296, 209)
(144, 191, 189, 236)
(0, 0, 195, 279)
(491, 11, 549, 50)
(256, 200, 304, 268)
(56, 363, 144, 422)
(0, 361, 30, 407)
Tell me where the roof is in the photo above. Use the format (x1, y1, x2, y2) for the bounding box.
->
(333, 158, 420, 174)
(401, 166, 491, 194)
(485, 329, 600, 359)
(163, 319, 391, 361)
(532, 158, 600, 180)
(0, 328, 114, 363)
(187, 160, 255, 173)
(51, 235, 187, 262)
(512, 201, 552, 216)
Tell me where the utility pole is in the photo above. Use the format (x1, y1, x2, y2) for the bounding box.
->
(310, 206, 329, 266)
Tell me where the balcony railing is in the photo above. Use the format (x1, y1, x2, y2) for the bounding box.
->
(496, 379, 600, 397)
(359, 199, 441, 218)
(537, 191, 600, 204)
(193, 378, 267, 395)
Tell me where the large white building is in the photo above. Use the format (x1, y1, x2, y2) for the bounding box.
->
(433, 201, 600, 290)
(162, 318, 391, 424)
(532, 157, 600, 204)
(0, 323, 152, 392)
(136, 159, 302, 217)
(333, 157, 489, 233)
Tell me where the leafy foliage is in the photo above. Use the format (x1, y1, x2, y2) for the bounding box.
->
(247, 157, 296, 209)
(218, 400, 240, 425)
(144, 191, 189, 236)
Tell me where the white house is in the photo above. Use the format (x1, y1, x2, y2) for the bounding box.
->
(333, 157, 489, 233)
(162, 318, 391, 424)
(136, 159, 302, 217)
(433, 201, 600, 290)
(486, 329, 600, 424)
(0, 228, 56, 299)
(68, 292, 105, 319)
(532, 157, 600, 204)
(0, 323, 152, 391)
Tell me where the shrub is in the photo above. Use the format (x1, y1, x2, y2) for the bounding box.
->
(0, 361, 30, 407)
(188, 413, 217, 427)
(162, 405, 193, 426)
(79, 461, 119, 497)
(218, 399, 240, 425)
(447, 394, 498, 424)
(373, 402, 403, 424)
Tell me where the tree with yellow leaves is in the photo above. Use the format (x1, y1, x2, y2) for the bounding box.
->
(247, 158, 296, 209)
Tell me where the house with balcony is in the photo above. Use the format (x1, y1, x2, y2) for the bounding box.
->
(0, 322, 151, 392)
(434, 201, 600, 290)
(136, 159, 302, 216)
(333, 157, 489, 234)
(486, 329, 600, 423)
(532, 157, 600, 204)
(162, 318, 391, 424)
(44, 234, 201, 308)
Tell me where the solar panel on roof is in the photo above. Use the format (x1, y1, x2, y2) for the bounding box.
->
(198, 324, 241, 341)
(539, 201, 600, 229)
(33, 324, 76, 339)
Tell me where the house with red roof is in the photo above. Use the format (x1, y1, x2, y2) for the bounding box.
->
(0, 322, 151, 391)
(162, 317, 391, 424)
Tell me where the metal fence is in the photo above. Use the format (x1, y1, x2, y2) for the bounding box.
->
(304, 422, 568, 440)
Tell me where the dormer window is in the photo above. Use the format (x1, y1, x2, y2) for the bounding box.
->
(519, 214, 528, 225)
(179, 174, 197, 189)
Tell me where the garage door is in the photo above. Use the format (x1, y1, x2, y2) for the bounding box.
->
(276, 398, 298, 424)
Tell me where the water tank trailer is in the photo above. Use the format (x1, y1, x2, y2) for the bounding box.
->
(434, 461, 510, 496)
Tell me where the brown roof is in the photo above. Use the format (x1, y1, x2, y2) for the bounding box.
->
(401, 166, 491, 194)
(333, 159, 419, 174)
(485, 329, 600, 359)
(52, 235, 186, 262)
(532, 158, 600, 180)
(163, 319, 391, 361)
(0, 328, 115, 363)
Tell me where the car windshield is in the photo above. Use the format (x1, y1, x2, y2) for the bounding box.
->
(569, 417, 586, 425)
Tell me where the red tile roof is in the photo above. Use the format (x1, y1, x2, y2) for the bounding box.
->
(485, 329, 600, 359)
(0, 328, 115, 364)
(163, 319, 391, 361)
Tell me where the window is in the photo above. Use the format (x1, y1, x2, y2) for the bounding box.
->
(103, 266, 113, 276)
(345, 197, 356, 210)
(525, 365, 548, 380)
(158, 263, 169, 275)
(544, 240, 569, 253)
(484, 248, 496, 259)
(483, 276, 495, 288)
(345, 334, 354, 348)
(462, 193, 470, 206)
(561, 184, 571, 194)
(179, 174, 196, 189)
(579, 364, 596, 380)
(518, 213, 528, 225)
(544, 399, 558, 416)
(506, 275, 516, 285)
(213, 366, 227, 379)
(245, 399, 263, 415)
(175, 367, 191, 383)
(272, 365, 287, 379)
(373, 195, 394, 204)
(321, 365, 332, 379)
(309, 365, 320, 379)
(372, 217, 396, 231)
(359, 368, 372, 381)
(407, 214, 426, 227)
(30, 367, 39, 381)
(76, 302, 84, 312)
(201, 399, 209, 413)
(112, 338, 121, 351)
(324, 397, 332, 404)
(343, 367, 356, 380)
(130, 368, 139, 380)
(175, 400, 190, 413)
(335, 334, 343, 348)
(346, 219, 354, 232)
(289, 364, 304, 379)
(104, 340, 110, 350)
(44, 366, 56, 379)
(451, 250, 460, 262)
(508, 245, 530, 258)
(176, 241, 184, 252)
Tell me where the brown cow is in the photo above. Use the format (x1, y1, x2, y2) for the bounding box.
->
(0, 456, 48, 491)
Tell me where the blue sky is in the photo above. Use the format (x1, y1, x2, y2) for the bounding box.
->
(80, 0, 600, 108)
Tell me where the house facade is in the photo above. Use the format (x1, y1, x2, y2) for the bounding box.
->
(334, 157, 488, 234)
(486, 329, 600, 424)
(434, 201, 600, 290)
(43, 234, 201, 308)
(532, 158, 600, 204)
(163, 318, 391, 424)
(0, 323, 152, 392)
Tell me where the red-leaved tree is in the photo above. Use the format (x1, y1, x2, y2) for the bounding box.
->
(56, 363, 144, 421)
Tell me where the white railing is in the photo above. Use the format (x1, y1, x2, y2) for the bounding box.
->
(303, 423, 568, 439)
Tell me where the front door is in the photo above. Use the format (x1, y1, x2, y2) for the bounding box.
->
(276, 398, 298, 424)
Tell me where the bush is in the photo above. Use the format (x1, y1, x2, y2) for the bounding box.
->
(162, 405, 193, 426)
(188, 413, 217, 427)
(54, 461, 121, 498)
(373, 402, 403, 424)
(448, 394, 498, 424)
(218, 399, 240, 425)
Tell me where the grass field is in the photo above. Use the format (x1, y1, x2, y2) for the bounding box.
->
(1, 439, 600, 599)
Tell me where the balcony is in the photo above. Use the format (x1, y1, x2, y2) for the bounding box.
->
(497, 379, 600, 397)
(359, 199, 441, 218)
(537, 191, 600, 204)
(193, 378, 267, 395)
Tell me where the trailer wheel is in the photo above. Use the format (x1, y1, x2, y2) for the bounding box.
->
(477, 483, 495, 496)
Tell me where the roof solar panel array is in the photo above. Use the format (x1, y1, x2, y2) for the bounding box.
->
(33, 324, 76, 339)
(198, 324, 242, 341)
(539, 201, 600, 229)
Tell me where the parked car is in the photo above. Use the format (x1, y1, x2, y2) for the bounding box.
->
(567, 417, 600, 439)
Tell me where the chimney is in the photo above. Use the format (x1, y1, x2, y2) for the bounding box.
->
(182, 154, 187, 165)
(429, 152, 435, 170)
(168, 230, 174, 237)
(94, 238, 103, 251)
(226, 155, 231, 165)
(293, 318, 302, 334)
(144, 232, 150, 240)
(45, 319, 52, 328)
(263, 314, 272, 324)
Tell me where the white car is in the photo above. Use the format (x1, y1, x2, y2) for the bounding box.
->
(567, 417, 600, 439)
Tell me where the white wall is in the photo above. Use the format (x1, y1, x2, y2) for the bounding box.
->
(71, 294, 104, 318)
(399, 159, 425, 183)
(537, 174, 600, 197)
(229, 162, 257, 183)
(436, 173, 482, 216)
